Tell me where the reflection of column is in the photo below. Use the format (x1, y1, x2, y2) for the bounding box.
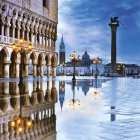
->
(4, 82, 9, 95)
(40, 81, 43, 91)
(33, 64, 37, 77)
(25, 64, 29, 77)
(4, 62, 10, 78)
(15, 81, 19, 94)
(3, 122, 9, 140)
(33, 81, 37, 91)
(47, 65, 50, 77)
(40, 65, 44, 77)
(15, 63, 19, 78)
(111, 106, 116, 122)
(52, 66, 56, 77)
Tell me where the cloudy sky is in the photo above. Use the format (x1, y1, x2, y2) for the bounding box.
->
(57, 0, 140, 65)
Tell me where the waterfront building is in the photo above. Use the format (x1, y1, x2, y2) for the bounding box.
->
(0, 0, 58, 78)
(64, 51, 104, 76)
(104, 63, 139, 76)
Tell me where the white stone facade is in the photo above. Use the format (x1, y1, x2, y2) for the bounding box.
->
(0, 0, 58, 78)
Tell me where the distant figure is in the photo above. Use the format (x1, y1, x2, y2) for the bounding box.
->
(110, 16, 119, 25)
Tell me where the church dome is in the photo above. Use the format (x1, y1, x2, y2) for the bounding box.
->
(82, 51, 90, 60)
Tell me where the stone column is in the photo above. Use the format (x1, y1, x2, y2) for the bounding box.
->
(109, 17, 119, 74)
(48, 36, 50, 47)
(40, 65, 44, 77)
(3, 62, 10, 78)
(17, 26, 20, 39)
(38, 32, 41, 48)
(12, 25, 15, 39)
(45, 34, 48, 51)
(47, 65, 50, 77)
(1, 23, 4, 41)
(52, 66, 56, 77)
(15, 63, 19, 78)
(30, 30, 33, 43)
(35, 32, 37, 48)
(42, 34, 44, 50)
(21, 23, 25, 39)
(25, 64, 29, 77)
(27, 29, 29, 41)
(5, 24, 10, 43)
(33, 64, 37, 77)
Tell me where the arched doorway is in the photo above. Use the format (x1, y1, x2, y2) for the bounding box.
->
(0, 47, 9, 78)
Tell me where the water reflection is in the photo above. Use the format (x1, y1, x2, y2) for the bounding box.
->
(110, 106, 116, 122)
(0, 80, 57, 140)
(58, 79, 109, 111)
(69, 80, 80, 109)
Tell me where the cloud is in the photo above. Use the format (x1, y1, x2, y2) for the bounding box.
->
(57, 0, 140, 65)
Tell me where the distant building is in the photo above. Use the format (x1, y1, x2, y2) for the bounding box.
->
(104, 63, 139, 76)
(64, 51, 104, 76)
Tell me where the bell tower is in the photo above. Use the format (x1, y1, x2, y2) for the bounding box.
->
(59, 35, 65, 65)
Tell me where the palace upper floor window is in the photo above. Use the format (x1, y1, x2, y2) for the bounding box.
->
(43, 0, 49, 8)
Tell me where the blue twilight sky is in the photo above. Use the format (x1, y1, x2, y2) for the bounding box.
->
(57, 0, 140, 65)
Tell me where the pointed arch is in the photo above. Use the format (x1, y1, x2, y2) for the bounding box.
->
(0, 47, 9, 77)
(30, 51, 37, 65)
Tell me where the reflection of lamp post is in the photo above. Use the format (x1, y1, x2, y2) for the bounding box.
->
(10, 39, 32, 132)
(93, 57, 102, 78)
(92, 79, 101, 99)
(69, 80, 80, 109)
(69, 51, 80, 81)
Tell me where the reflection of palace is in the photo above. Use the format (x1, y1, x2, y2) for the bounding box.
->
(0, 80, 57, 139)
(0, 0, 58, 78)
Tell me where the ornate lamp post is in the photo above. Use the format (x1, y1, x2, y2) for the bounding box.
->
(69, 51, 80, 81)
(69, 80, 80, 109)
(10, 39, 32, 133)
(93, 57, 102, 78)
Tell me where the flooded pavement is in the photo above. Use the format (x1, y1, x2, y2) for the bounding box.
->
(0, 76, 140, 140)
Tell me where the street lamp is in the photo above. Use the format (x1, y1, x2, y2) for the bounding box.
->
(10, 39, 32, 133)
(93, 57, 102, 78)
(69, 80, 80, 109)
(69, 51, 80, 81)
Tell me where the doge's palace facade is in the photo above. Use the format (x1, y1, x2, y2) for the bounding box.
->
(0, 0, 58, 78)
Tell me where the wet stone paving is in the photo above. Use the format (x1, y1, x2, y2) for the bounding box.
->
(0, 76, 140, 140)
